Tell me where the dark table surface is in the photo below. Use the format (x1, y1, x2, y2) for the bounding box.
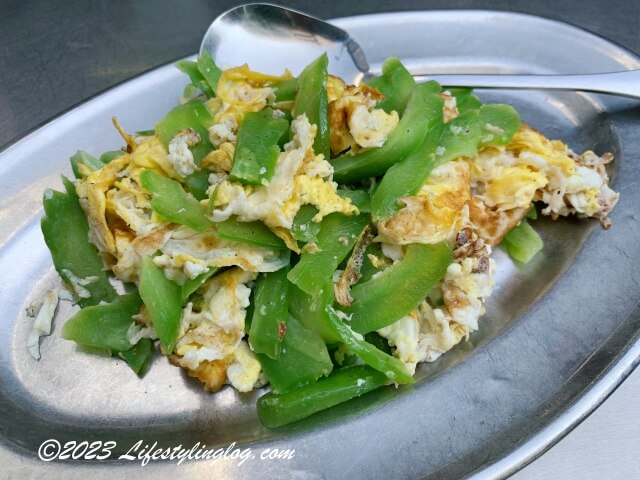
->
(1, 0, 639, 149)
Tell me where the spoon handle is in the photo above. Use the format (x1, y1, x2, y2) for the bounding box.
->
(416, 70, 640, 99)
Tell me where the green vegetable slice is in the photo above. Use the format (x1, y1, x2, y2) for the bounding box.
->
(69, 151, 104, 178)
(156, 101, 214, 164)
(61, 292, 143, 352)
(273, 78, 298, 102)
(291, 205, 320, 244)
(249, 267, 290, 359)
(139, 257, 182, 353)
(258, 315, 333, 394)
(41, 177, 116, 307)
(216, 218, 287, 250)
(119, 338, 154, 374)
(367, 57, 416, 115)
(502, 218, 544, 264)
(99, 150, 125, 163)
(349, 242, 453, 333)
(196, 51, 222, 95)
(229, 108, 289, 185)
(326, 307, 414, 384)
(257, 365, 388, 428)
(332, 81, 443, 184)
(140, 170, 212, 232)
(181, 267, 218, 301)
(287, 213, 369, 297)
(372, 104, 521, 221)
(292, 54, 330, 160)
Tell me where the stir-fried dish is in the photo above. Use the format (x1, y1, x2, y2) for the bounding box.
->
(31, 53, 619, 427)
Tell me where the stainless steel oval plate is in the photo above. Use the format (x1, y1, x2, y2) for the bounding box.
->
(2, 10, 640, 480)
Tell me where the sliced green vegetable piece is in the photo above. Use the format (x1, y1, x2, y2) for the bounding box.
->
(332, 81, 444, 184)
(139, 257, 182, 353)
(477, 104, 521, 146)
(372, 104, 521, 221)
(349, 242, 453, 333)
(61, 292, 143, 352)
(462, 95, 482, 112)
(41, 177, 117, 307)
(287, 213, 370, 297)
(288, 280, 340, 344)
(292, 53, 330, 160)
(446, 87, 473, 109)
(325, 307, 414, 384)
(156, 102, 214, 164)
(364, 331, 392, 355)
(176, 59, 213, 97)
(291, 205, 320, 244)
(337, 188, 371, 213)
(196, 51, 222, 96)
(216, 218, 287, 250)
(99, 150, 125, 163)
(249, 267, 290, 359)
(229, 108, 289, 185)
(258, 315, 333, 394)
(185, 170, 210, 201)
(502, 218, 544, 264)
(371, 122, 445, 221)
(140, 170, 212, 232)
(181, 267, 218, 301)
(274, 78, 298, 102)
(119, 338, 154, 374)
(257, 365, 388, 428)
(358, 242, 387, 284)
(69, 151, 104, 178)
(367, 57, 416, 115)
(136, 129, 156, 137)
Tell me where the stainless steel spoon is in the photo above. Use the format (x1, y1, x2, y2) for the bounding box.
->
(200, 3, 640, 99)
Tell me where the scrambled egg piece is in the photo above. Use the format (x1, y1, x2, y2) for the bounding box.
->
(226, 340, 262, 392)
(111, 225, 174, 283)
(376, 160, 471, 245)
(172, 268, 263, 392)
(210, 114, 357, 229)
(327, 76, 398, 154)
(201, 142, 235, 173)
(468, 196, 529, 247)
(26, 289, 59, 360)
(470, 125, 618, 227)
(153, 226, 290, 284)
(77, 135, 179, 256)
(167, 128, 200, 177)
(440, 91, 459, 123)
(378, 224, 495, 372)
(211, 65, 292, 125)
(175, 268, 254, 366)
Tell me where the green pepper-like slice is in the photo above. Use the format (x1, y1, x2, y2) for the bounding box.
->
(140, 170, 212, 232)
(257, 365, 388, 428)
(41, 177, 116, 307)
(229, 108, 289, 185)
(258, 315, 333, 394)
(139, 257, 182, 353)
(287, 212, 370, 297)
(349, 242, 453, 333)
(331, 81, 443, 184)
(249, 266, 290, 359)
(292, 54, 330, 160)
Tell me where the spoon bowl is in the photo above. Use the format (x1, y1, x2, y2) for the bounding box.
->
(200, 3, 368, 83)
(200, 3, 640, 99)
